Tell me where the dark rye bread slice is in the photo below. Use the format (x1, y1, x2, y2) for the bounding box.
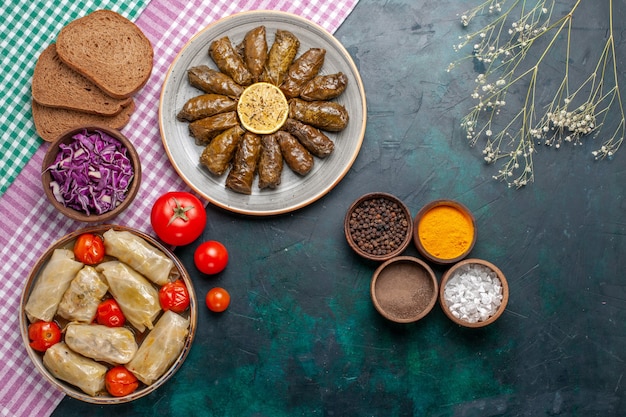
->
(32, 100, 135, 142)
(32, 43, 132, 116)
(56, 10, 153, 99)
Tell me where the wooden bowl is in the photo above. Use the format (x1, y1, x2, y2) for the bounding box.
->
(41, 126, 142, 223)
(413, 199, 476, 265)
(370, 256, 438, 323)
(439, 258, 509, 328)
(344, 192, 413, 262)
(19, 225, 197, 404)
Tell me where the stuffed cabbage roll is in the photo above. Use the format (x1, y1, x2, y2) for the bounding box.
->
(127, 310, 189, 385)
(276, 130, 314, 175)
(242, 26, 268, 81)
(189, 111, 240, 145)
(283, 118, 335, 158)
(96, 261, 161, 333)
(57, 265, 108, 323)
(209, 36, 253, 86)
(263, 29, 299, 86)
(103, 229, 175, 286)
(176, 93, 237, 122)
(280, 48, 326, 99)
(300, 72, 348, 101)
(43, 342, 107, 396)
(199, 125, 245, 176)
(25, 249, 84, 323)
(225, 132, 262, 195)
(258, 134, 283, 189)
(187, 65, 244, 98)
(288, 98, 349, 132)
(65, 323, 138, 365)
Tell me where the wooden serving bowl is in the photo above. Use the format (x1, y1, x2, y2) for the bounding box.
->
(439, 258, 509, 328)
(370, 256, 438, 323)
(41, 126, 142, 223)
(344, 192, 413, 262)
(19, 225, 197, 404)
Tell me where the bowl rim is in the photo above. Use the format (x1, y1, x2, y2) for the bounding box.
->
(413, 199, 476, 265)
(344, 192, 413, 262)
(370, 255, 439, 323)
(439, 258, 509, 328)
(19, 224, 197, 404)
(41, 125, 142, 223)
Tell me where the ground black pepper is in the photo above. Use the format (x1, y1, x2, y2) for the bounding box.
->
(348, 197, 409, 256)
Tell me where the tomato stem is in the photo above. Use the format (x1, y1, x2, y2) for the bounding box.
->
(168, 198, 194, 225)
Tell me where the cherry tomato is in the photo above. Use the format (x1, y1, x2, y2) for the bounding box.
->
(206, 287, 230, 313)
(73, 233, 105, 264)
(96, 299, 126, 327)
(194, 241, 229, 275)
(105, 366, 139, 397)
(150, 192, 207, 246)
(159, 280, 190, 313)
(28, 321, 61, 352)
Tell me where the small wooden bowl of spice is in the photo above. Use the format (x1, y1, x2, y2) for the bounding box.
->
(413, 199, 476, 265)
(370, 256, 438, 323)
(439, 258, 509, 328)
(344, 193, 413, 262)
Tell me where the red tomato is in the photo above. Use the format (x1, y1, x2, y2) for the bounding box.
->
(159, 280, 190, 313)
(150, 192, 207, 246)
(96, 299, 126, 327)
(194, 241, 229, 275)
(206, 287, 230, 313)
(73, 233, 105, 264)
(28, 321, 61, 352)
(105, 366, 139, 397)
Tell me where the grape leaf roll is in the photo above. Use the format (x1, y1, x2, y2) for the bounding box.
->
(199, 125, 246, 176)
(209, 36, 253, 86)
(288, 98, 349, 132)
(300, 72, 348, 101)
(283, 118, 335, 158)
(276, 130, 314, 175)
(263, 29, 300, 86)
(226, 132, 262, 195)
(187, 65, 244, 98)
(280, 48, 326, 99)
(242, 26, 268, 82)
(258, 134, 283, 189)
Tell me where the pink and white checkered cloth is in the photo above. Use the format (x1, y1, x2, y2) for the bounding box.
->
(0, 0, 357, 415)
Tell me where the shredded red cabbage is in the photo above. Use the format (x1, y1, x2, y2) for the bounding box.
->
(46, 129, 135, 216)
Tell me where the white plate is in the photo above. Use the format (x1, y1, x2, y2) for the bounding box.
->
(159, 11, 367, 216)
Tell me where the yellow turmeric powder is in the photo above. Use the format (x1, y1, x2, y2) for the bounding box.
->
(417, 204, 474, 260)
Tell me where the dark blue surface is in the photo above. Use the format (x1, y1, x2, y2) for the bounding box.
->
(54, 1, 626, 415)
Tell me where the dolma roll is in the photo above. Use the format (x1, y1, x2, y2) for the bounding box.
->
(258, 134, 283, 189)
(43, 342, 107, 396)
(280, 48, 326, 99)
(187, 65, 244, 98)
(103, 229, 175, 286)
(65, 323, 138, 365)
(25, 249, 84, 323)
(189, 111, 240, 145)
(199, 125, 245, 176)
(283, 118, 335, 158)
(176, 93, 237, 122)
(242, 26, 268, 82)
(127, 310, 189, 385)
(96, 261, 161, 333)
(263, 29, 300, 86)
(57, 265, 108, 323)
(225, 132, 262, 194)
(288, 98, 349, 132)
(276, 130, 314, 175)
(300, 72, 348, 101)
(209, 36, 253, 86)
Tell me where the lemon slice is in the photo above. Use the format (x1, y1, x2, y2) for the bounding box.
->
(237, 82, 289, 134)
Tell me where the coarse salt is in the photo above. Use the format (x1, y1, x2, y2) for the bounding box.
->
(443, 263, 503, 323)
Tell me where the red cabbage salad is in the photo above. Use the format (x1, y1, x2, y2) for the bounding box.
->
(46, 129, 135, 215)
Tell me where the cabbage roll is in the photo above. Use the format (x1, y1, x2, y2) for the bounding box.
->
(57, 265, 108, 323)
(176, 93, 237, 122)
(103, 229, 175, 286)
(199, 125, 245, 176)
(25, 249, 84, 323)
(263, 29, 300, 86)
(280, 48, 325, 99)
(43, 342, 107, 396)
(209, 36, 253, 86)
(288, 98, 349, 132)
(283, 118, 335, 158)
(300, 72, 348, 101)
(187, 65, 244, 98)
(276, 130, 314, 175)
(96, 261, 161, 333)
(258, 134, 283, 189)
(225, 132, 262, 195)
(242, 26, 268, 81)
(65, 323, 138, 365)
(127, 310, 189, 385)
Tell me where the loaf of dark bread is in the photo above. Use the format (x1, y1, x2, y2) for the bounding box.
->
(32, 43, 132, 116)
(56, 10, 153, 99)
(32, 100, 135, 142)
